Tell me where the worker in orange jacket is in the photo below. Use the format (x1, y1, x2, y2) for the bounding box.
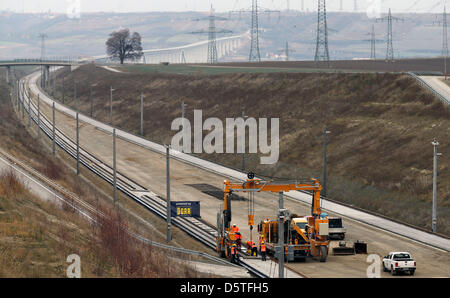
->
(236, 232, 242, 249)
(260, 241, 267, 261)
(251, 241, 258, 257)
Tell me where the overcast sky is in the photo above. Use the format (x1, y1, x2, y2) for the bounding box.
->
(0, 0, 448, 14)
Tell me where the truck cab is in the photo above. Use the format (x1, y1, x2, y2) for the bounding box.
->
(383, 252, 416, 276)
(328, 217, 346, 240)
(291, 217, 308, 244)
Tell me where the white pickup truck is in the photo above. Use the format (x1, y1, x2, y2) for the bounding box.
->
(383, 252, 416, 276)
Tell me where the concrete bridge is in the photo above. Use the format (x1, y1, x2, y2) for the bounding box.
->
(0, 59, 78, 87)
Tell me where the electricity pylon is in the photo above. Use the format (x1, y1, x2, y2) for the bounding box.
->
(363, 25, 383, 59)
(442, 6, 448, 58)
(278, 41, 296, 61)
(250, 0, 261, 61)
(429, 6, 449, 77)
(229, 0, 280, 62)
(377, 8, 403, 63)
(181, 51, 187, 64)
(314, 0, 330, 66)
(38, 33, 48, 88)
(191, 5, 232, 64)
(39, 33, 48, 60)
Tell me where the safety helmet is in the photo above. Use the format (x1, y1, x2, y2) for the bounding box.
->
(232, 244, 236, 247)
(233, 224, 236, 227)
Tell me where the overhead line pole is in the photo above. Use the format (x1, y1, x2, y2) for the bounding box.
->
(113, 128, 117, 204)
(140, 93, 144, 136)
(52, 102, 56, 155)
(76, 112, 80, 175)
(37, 94, 41, 140)
(166, 145, 172, 243)
(278, 192, 284, 278)
(431, 139, 441, 233)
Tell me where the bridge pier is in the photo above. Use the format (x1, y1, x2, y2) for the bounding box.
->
(45, 65, 50, 89)
(6, 66, 10, 84)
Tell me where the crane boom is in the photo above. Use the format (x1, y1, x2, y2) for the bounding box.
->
(216, 172, 329, 261)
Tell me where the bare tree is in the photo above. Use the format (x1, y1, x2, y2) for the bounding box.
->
(106, 28, 143, 64)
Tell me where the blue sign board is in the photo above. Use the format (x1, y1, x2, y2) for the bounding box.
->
(170, 201, 200, 218)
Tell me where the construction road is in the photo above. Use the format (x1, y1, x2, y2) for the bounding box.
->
(23, 69, 450, 278)
(419, 76, 450, 104)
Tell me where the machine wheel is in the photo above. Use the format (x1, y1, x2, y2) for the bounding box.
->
(391, 267, 396, 276)
(219, 250, 226, 258)
(410, 270, 415, 276)
(319, 246, 327, 263)
(382, 263, 388, 272)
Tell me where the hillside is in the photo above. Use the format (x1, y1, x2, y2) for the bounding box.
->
(49, 64, 450, 235)
(0, 69, 211, 277)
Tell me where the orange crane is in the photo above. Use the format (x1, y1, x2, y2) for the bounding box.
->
(216, 172, 330, 261)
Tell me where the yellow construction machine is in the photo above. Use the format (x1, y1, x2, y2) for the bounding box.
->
(216, 172, 330, 262)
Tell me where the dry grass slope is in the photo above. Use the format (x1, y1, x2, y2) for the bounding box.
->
(0, 70, 210, 278)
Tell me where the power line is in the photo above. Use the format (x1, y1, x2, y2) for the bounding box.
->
(250, 0, 261, 61)
(229, 1, 280, 62)
(314, 0, 330, 66)
(443, 6, 448, 57)
(38, 33, 48, 59)
(377, 8, 403, 63)
(370, 24, 376, 59)
(363, 24, 383, 59)
(191, 5, 232, 64)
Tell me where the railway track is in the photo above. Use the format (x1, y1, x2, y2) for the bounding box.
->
(17, 76, 270, 278)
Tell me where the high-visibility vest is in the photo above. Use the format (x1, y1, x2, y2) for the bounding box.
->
(261, 245, 266, 252)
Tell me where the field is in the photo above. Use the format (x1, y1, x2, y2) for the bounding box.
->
(213, 58, 449, 73)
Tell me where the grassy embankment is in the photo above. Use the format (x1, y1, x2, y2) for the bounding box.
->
(49, 64, 449, 235)
(0, 69, 209, 277)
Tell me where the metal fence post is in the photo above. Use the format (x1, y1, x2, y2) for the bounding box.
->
(90, 86, 93, 118)
(140, 92, 144, 136)
(28, 91, 31, 128)
(62, 74, 65, 104)
(37, 94, 41, 140)
(110, 86, 113, 125)
(166, 145, 171, 242)
(278, 191, 284, 279)
(432, 139, 440, 232)
(76, 112, 80, 175)
(113, 128, 117, 204)
(52, 102, 56, 155)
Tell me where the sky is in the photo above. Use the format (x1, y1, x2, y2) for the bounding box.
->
(0, 0, 448, 14)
